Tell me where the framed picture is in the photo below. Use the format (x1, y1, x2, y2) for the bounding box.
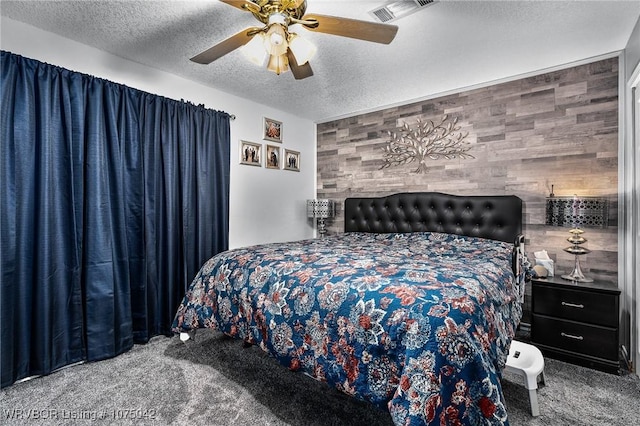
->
(283, 149, 300, 172)
(265, 144, 281, 169)
(263, 117, 282, 142)
(240, 140, 261, 166)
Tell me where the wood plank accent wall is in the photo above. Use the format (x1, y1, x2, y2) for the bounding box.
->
(316, 58, 619, 299)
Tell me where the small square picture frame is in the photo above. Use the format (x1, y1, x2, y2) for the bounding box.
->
(283, 149, 300, 172)
(239, 140, 262, 166)
(263, 117, 282, 143)
(265, 144, 281, 169)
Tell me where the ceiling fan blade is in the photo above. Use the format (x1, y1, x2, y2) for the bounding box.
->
(219, 0, 261, 14)
(286, 49, 313, 80)
(191, 27, 261, 64)
(301, 14, 398, 44)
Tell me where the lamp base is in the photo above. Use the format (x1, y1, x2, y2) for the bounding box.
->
(561, 254, 593, 283)
(317, 218, 327, 238)
(561, 274, 594, 283)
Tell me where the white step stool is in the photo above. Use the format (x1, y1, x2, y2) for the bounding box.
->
(504, 340, 546, 416)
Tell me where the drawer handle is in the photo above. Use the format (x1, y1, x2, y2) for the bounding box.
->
(561, 332, 584, 341)
(561, 302, 584, 309)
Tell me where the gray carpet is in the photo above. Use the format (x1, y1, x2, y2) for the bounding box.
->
(2, 329, 639, 425)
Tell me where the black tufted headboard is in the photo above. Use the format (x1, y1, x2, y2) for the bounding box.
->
(344, 192, 522, 244)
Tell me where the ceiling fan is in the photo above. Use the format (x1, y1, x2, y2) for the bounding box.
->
(191, 0, 399, 80)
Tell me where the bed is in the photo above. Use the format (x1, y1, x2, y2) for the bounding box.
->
(172, 192, 525, 425)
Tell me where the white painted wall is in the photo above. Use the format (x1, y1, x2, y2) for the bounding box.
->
(1, 17, 317, 250)
(622, 15, 640, 373)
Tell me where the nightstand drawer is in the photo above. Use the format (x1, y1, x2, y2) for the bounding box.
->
(532, 314, 618, 361)
(532, 285, 618, 327)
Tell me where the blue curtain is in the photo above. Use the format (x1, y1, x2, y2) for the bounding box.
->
(0, 51, 230, 388)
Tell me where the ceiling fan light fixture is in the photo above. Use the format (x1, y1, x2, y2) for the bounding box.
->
(267, 53, 289, 75)
(288, 33, 316, 65)
(193, 0, 400, 79)
(240, 33, 268, 66)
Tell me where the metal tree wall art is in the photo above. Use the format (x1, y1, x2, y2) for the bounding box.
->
(380, 115, 474, 174)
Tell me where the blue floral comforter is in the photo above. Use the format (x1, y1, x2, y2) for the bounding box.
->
(172, 232, 522, 425)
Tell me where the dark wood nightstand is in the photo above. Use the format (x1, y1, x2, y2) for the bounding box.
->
(530, 276, 621, 374)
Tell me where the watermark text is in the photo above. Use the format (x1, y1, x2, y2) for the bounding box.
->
(3, 408, 157, 421)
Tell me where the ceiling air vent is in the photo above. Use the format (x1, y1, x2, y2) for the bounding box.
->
(369, 0, 438, 23)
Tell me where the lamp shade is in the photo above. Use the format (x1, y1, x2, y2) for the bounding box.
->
(264, 23, 288, 57)
(240, 33, 267, 66)
(289, 34, 317, 65)
(307, 199, 334, 219)
(267, 53, 289, 75)
(545, 196, 608, 228)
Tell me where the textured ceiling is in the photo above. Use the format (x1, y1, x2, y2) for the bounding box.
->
(1, 1, 639, 122)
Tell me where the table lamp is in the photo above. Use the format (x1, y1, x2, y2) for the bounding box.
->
(306, 199, 334, 238)
(545, 195, 608, 282)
